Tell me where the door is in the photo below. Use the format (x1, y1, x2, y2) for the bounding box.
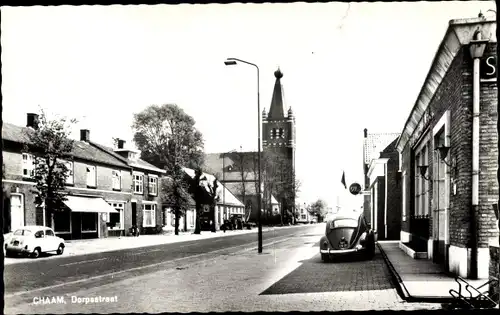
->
(10, 195, 24, 231)
(131, 202, 137, 226)
(44, 229, 58, 251)
(433, 135, 447, 264)
(71, 212, 82, 240)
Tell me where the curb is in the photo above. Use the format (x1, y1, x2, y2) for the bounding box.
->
(377, 242, 457, 304)
(377, 242, 411, 302)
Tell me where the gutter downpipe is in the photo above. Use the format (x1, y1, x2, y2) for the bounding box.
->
(470, 29, 488, 279)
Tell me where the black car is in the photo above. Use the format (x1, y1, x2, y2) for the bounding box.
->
(319, 211, 376, 262)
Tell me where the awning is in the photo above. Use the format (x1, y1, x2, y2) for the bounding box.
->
(63, 195, 118, 213)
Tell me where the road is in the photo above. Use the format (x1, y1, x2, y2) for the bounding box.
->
(5, 224, 441, 313)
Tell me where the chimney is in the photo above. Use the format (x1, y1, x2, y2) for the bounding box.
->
(80, 129, 90, 142)
(27, 113, 39, 130)
(117, 139, 126, 149)
(364, 128, 368, 138)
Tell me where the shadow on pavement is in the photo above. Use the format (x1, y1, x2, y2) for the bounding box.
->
(260, 248, 395, 295)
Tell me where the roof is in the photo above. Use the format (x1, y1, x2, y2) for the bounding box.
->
(204, 152, 259, 175)
(182, 167, 244, 207)
(363, 132, 400, 164)
(90, 141, 166, 174)
(267, 68, 287, 119)
(396, 17, 496, 152)
(2, 122, 130, 169)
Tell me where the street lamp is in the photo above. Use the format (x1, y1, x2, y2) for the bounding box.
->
(224, 57, 263, 253)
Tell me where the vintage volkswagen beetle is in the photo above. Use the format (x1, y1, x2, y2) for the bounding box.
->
(319, 211, 376, 262)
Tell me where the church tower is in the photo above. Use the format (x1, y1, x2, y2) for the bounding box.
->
(262, 68, 296, 214)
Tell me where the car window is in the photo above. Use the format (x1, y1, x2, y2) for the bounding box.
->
(45, 229, 55, 236)
(332, 219, 358, 228)
(13, 229, 32, 236)
(34, 230, 44, 238)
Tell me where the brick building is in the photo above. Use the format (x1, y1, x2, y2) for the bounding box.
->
(2, 113, 165, 239)
(365, 135, 402, 240)
(362, 129, 401, 226)
(396, 16, 498, 279)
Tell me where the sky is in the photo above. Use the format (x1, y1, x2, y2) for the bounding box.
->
(1, 1, 496, 207)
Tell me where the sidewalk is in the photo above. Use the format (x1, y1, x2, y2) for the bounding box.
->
(4, 224, 306, 265)
(377, 241, 492, 303)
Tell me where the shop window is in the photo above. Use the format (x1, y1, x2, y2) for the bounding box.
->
(81, 213, 97, 232)
(143, 203, 156, 227)
(415, 143, 430, 216)
(107, 202, 124, 230)
(53, 210, 71, 233)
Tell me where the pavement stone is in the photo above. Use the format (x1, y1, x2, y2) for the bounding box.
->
(377, 241, 492, 302)
(5, 227, 441, 313)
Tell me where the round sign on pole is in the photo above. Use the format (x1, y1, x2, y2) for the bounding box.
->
(349, 183, 362, 195)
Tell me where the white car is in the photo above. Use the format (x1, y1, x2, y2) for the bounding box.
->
(5, 226, 65, 258)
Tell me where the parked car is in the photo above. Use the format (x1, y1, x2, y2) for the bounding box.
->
(5, 226, 65, 258)
(319, 211, 376, 262)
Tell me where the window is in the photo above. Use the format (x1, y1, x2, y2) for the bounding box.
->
(143, 203, 156, 227)
(107, 202, 124, 230)
(81, 213, 97, 232)
(134, 172, 144, 194)
(64, 161, 74, 185)
(402, 171, 407, 221)
(189, 210, 195, 227)
(34, 230, 44, 238)
(22, 153, 35, 178)
(279, 128, 284, 138)
(331, 219, 358, 228)
(112, 170, 121, 190)
(415, 143, 430, 216)
(148, 176, 158, 195)
(86, 165, 97, 187)
(54, 210, 71, 232)
(45, 229, 55, 236)
(301, 214, 306, 220)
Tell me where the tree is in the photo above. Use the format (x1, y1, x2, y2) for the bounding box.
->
(309, 199, 329, 222)
(188, 168, 219, 234)
(132, 104, 205, 235)
(23, 109, 76, 229)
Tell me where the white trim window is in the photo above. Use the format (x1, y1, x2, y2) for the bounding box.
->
(64, 161, 74, 185)
(133, 172, 144, 194)
(112, 170, 121, 190)
(107, 202, 125, 230)
(86, 165, 97, 187)
(142, 203, 156, 227)
(415, 143, 430, 216)
(402, 171, 407, 221)
(148, 175, 158, 196)
(22, 153, 35, 178)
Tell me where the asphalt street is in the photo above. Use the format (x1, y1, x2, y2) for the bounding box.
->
(4, 225, 310, 295)
(5, 223, 441, 313)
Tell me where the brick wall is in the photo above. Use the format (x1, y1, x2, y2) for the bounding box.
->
(401, 144, 412, 234)
(399, 42, 498, 251)
(386, 153, 402, 240)
(376, 177, 386, 239)
(489, 245, 499, 300)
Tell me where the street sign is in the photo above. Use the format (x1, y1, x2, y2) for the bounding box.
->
(349, 183, 362, 195)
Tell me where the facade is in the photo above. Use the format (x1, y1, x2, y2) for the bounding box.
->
(362, 129, 401, 225)
(160, 176, 197, 233)
(296, 204, 314, 224)
(2, 114, 166, 240)
(91, 139, 166, 235)
(396, 16, 498, 279)
(366, 137, 402, 240)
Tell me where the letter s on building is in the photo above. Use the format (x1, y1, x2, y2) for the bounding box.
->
(485, 56, 496, 76)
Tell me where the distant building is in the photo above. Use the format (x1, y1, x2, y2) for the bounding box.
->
(205, 68, 297, 223)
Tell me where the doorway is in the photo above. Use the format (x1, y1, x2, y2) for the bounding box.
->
(10, 194, 24, 231)
(132, 202, 137, 226)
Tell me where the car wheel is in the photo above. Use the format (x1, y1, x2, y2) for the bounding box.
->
(31, 247, 41, 259)
(57, 244, 64, 255)
(6, 249, 15, 258)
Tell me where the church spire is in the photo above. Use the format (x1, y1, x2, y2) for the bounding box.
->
(267, 67, 286, 119)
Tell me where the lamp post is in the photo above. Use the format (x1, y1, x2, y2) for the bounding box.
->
(225, 57, 263, 253)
